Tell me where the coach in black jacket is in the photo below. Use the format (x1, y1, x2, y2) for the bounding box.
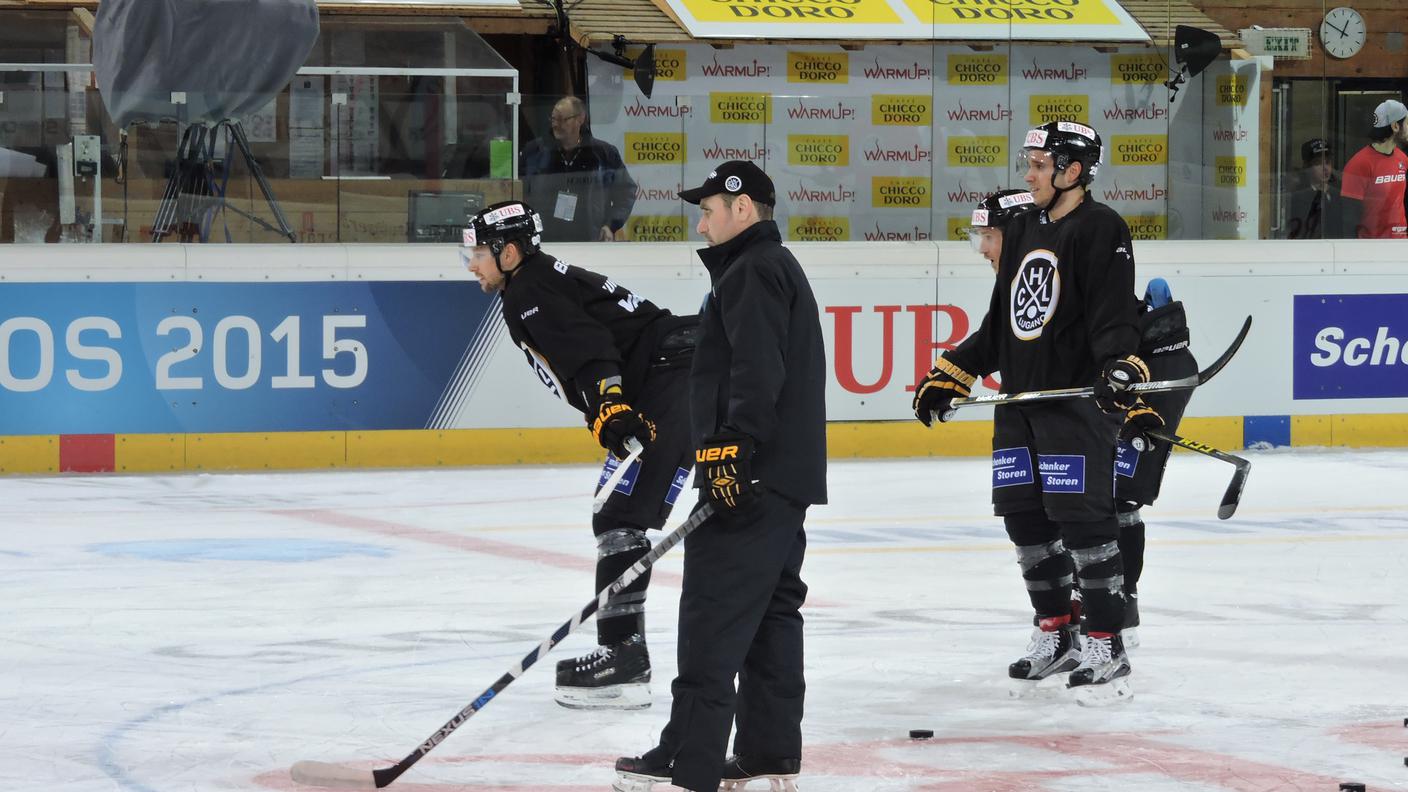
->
(614, 161, 827, 792)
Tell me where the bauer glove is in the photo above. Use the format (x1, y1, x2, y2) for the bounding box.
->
(1119, 398, 1165, 452)
(589, 378, 656, 460)
(1095, 354, 1151, 414)
(912, 355, 976, 427)
(695, 432, 758, 512)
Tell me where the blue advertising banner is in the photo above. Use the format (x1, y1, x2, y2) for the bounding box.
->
(0, 282, 492, 434)
(1293, 294, 1408, 401)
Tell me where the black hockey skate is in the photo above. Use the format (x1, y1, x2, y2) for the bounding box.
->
(613, 754, 693, 792)
(1122, 594, 1141, 649)
(554, 633, 651, 710)
(1067, 632, 1132, 706)
(720, 755, 801, 791)
(1008, 614, 1082, 698)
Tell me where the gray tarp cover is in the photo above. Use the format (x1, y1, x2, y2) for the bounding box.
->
(94, 0, 319, 127)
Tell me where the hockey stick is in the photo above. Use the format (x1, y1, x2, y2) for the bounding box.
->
(1145, 429, 1251, 520)
(937, 315, 1252, 421)
(290, 501, 718, 789)
(592, 438, 645, 514)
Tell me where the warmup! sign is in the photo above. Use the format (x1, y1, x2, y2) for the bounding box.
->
(587, 43, 1258, 243)
(1293, 294, 1408, 400)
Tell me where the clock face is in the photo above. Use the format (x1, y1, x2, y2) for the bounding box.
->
(1320, 6, 1367, 59)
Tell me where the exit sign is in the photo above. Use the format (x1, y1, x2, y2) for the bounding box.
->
(1240, 28, 1312, 59)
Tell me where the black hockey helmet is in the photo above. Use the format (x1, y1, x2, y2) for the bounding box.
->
(970, 189, 1037, 230)
(465, 200, 544, 260)
(1020, 121, 1103, 186)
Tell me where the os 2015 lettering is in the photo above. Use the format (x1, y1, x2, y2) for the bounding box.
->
(0, 314, 368, 393)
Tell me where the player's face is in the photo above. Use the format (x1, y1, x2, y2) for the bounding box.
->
(1020, 149, 1056, 203)
(1395, 121, 1408, 148)
(973, 227, 1003, 270)
(1020, 149, 1077, 205)
(464, 245, 504, 293)
(696, 194, 749, 246)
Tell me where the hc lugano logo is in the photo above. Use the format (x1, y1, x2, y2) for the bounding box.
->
(1009, 250, 1061, 340)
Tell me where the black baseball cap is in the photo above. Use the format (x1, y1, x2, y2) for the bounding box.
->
(679, 160, 776, 207)
(1301, 138, 1330, 165)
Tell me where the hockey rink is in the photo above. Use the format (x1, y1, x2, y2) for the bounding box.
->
(3, 448, 1405, 792)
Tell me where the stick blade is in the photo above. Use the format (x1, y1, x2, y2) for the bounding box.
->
(291, 761, 378, 789)
(1217, 463, 1251, 520)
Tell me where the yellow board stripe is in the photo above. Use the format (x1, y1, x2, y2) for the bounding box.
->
(0, 414, 1403, 474)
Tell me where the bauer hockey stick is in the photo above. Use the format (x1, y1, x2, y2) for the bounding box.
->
(1144, 429, 1251, 520)
(592, 438, 645, 514)
(290, 501, 718, 790)
(938, 315, 1252, 420)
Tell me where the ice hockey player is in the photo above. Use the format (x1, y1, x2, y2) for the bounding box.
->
(912, 121, 1159, 705)
(1114, 278, 1199, 645)
(462, 200, 697, 710)
(613, 160, 825, 791)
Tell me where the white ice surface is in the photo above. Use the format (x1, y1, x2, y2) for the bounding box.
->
(2, 449, 1405, 791)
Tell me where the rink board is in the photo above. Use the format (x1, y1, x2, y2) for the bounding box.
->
(0, 239, 1405, 471)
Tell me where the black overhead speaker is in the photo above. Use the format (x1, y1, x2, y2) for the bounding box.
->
(585, 36, 656, 99)
(93, 0, 319, 127)
(1164, 25, 1223, 100)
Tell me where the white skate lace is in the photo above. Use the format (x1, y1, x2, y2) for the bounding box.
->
(1024, 628, 1061, 662)
(573, 645, 617, 672)
(1081, 635, 1112, 668)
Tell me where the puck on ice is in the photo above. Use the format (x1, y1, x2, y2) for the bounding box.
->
(909, 729, 933, 739)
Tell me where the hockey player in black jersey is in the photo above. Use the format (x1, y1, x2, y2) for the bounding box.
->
(462, 200, 697, 710)
(913, 122, 1162, 705)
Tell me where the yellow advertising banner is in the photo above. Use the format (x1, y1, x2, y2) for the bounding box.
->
(1109, 53, 1164, 85)
(872, 176, 932, 208)
(624, 133, 687, 165)
(788, 215, 852, 241)
(628, 48, 686, 82)
(788, 134, 850, 167)
(947, 54, 1008, 86)
(627, 215, 688, 241)
(1215, 156, 1248, 187)
(710, 92, 773, 124)
(652, 0, 1149, 40)
(1029, 94, 1090, 125)
(947, 136, 1007, 168)
(675, 0, 901, 24)
(1122, 214, 1168, 240)
(1217, 75, 1251, 106)
(1110, 134, 1169, 166)
(871, 95, 933, 126)
(788, 51, 850, 83)
(904, 0, 1119, 25)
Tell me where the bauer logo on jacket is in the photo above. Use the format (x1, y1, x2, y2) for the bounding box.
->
(1010, 249, 1061, 340)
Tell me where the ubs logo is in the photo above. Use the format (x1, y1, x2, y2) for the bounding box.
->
(1010, 250, 1061, 340)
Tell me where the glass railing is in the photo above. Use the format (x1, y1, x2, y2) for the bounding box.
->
(2, 31, 1404, 244)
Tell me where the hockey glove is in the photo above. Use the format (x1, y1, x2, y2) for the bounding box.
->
(695, 432, 758, 512)
(1095, 354, 1151, 414)
(1120, 398, 1165, 452)
(589, 379, 656, 460)
(912, 355, 977, 427)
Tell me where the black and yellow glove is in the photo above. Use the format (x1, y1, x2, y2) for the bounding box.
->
(1095, 354, 1151, 414)
(912, 355, 977, 427)
(695, 432, 758, 512)
(1120, 397, 1165, 452)
(589, 379, 656, 460)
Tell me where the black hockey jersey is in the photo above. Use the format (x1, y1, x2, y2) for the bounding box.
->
(947, 195, 1141, 392)
(498, 250, 675, 415)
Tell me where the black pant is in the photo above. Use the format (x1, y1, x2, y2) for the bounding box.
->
(648, 492, 808, 792)
(591, 362, 693, 645)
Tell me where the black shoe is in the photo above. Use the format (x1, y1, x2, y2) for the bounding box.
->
(722, 755, 801, 779)
(613, 754, 672, 791)
(720, 755, 801, 790)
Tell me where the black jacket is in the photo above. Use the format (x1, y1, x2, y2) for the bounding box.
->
(691, 221, 828, 506)
(948, 194, 1141, 392)
(499, 250, 676, 416)
(520, 133, 637, 242)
